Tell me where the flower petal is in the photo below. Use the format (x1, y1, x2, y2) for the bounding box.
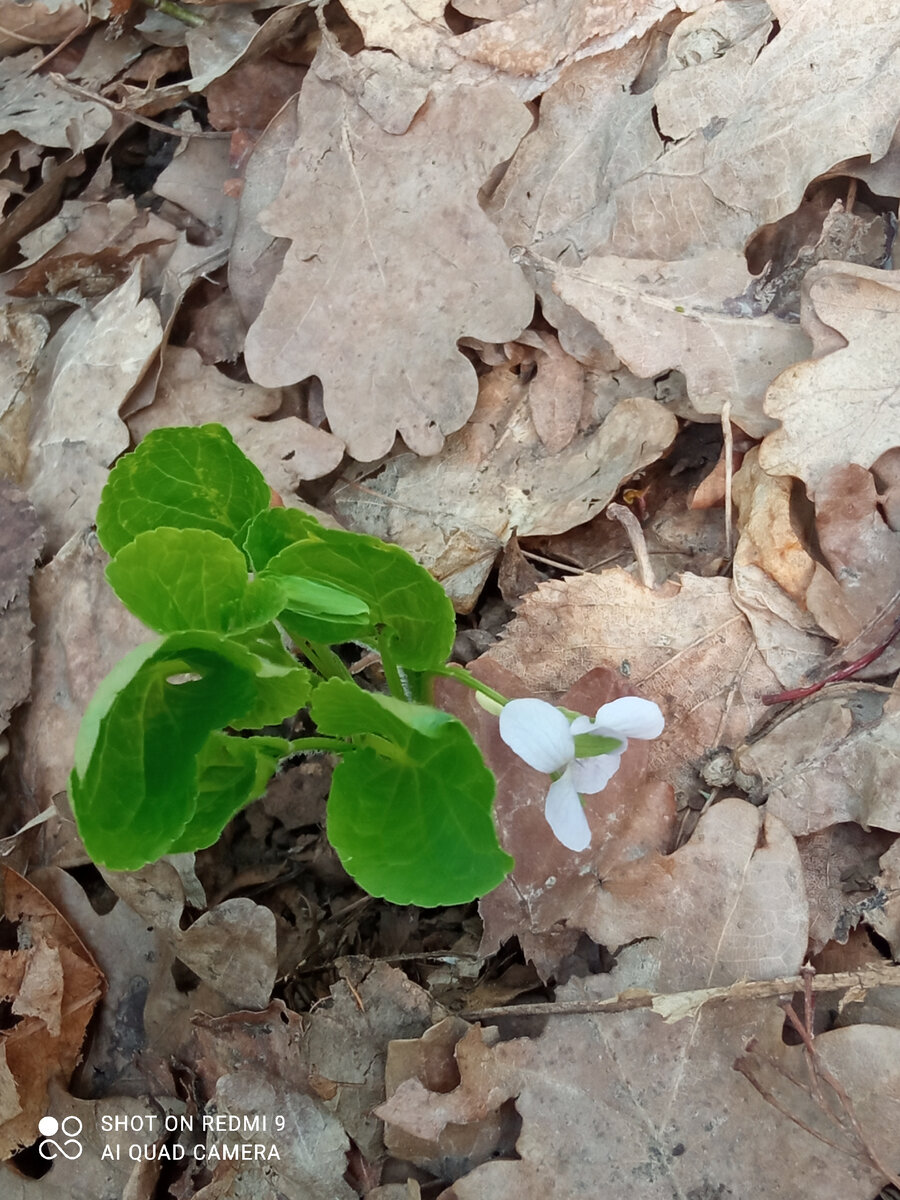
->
(499, 698, 574, 773)
(544, 770, 592, 851)
(571, 751, 624, 794)
(591, 696, 664, 740)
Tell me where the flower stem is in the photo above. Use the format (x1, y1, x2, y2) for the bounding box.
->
(378, 636, 408, 700)
(431, 664, 510, 708)
(287, 736, 352, 755)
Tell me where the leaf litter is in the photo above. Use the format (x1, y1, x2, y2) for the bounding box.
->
(2, 2, 900, 1198)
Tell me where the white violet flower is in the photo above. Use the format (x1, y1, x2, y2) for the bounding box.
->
(498, 696, 665, 852)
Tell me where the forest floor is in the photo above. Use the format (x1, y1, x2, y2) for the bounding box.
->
(2, 2, 900, 1198)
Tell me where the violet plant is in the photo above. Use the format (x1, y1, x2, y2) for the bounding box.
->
(71, 424, 662, 906)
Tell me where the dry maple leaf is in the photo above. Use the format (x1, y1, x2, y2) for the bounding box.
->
(243, 52, 534, 460)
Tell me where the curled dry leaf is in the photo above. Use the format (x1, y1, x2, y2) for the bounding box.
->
(438, 660, 674, 976)
(796, 824, 895, 955)
(128, 346, 344, 498)
(485, 568, 780, 799)
(334, 362, 676, 609)
(244, 53, 534, 460)
(759, 263, 900, 495)
(0, 866, 104, 1157)
(736, 687, 900, 837)
(730, 447, 831, 688)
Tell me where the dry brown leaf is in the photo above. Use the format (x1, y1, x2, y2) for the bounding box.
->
(730, 447, 831, 687)
(804, 462, 900, 673)
(578, 797, 808, 986)
(531, 247, 809, 435)
(0, 866, 103, 1157)
(0, 484, 41, 737)
(334, 364, 675, 609)
(870, 839, 900, 959)
(0, 53, 111, 151)
(0, 0, 93, 56)
(302, 958, 445, 1157)
(244, 54, 534, 459)
(797, 824, 895, 954)
(735, 687, 900, 837)
(455, 0, 679, 85)
(759, 263, 900, 495)
(128, 346, 344, 498)
(14, 529, 151, 864)
(23, 266, 162, 555)
(485, 568, 779, 799)
(438, 661, 674, 975)
(382, 1004, 900, 1200)
(10, 197, 176, 301)
(378, 1017, 514, 1171)
(205, 57, 307, 132)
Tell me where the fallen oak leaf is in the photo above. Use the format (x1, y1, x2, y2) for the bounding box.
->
(244, 54, 534, 460)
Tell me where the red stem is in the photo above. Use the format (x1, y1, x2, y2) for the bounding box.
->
(761, 618, 900, 705)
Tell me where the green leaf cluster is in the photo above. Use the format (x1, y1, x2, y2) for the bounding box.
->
(71, 424, 512, 906)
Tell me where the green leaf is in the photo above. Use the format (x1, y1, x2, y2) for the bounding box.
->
(263, 529, 455, 670)
(272, 575, 371, 621)
(97, 424, 271, 557)
(243, 507, 323, 569)
(310, 680, 513, 906)
(167, 733, 290, 853)
(70, 632, 263, 870)
(106, 528, 284, 635)
(227, 624, 313, 729)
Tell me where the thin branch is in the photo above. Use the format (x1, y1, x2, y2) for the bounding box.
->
(461, 962, 900, 1023)
(606, 501, 656, 589)
(49, 74, 230, 139)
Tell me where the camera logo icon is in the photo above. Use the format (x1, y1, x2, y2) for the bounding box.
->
(38, 1115, 84, 1161)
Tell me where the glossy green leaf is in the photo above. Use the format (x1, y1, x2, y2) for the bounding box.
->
(97, 424, 271, 557)
(310, 680, 513, 906)
(272, 575, 371, 620)
(167, 733, 290, 853)
(106, 528, 284, 635)
(227, 623, 313, 729)
(243, 507, 323, 568)
(263, 529, 455, 670)
(70, 632, 263, 870)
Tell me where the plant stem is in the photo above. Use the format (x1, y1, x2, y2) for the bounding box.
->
(431, 664, 510, 708)
(140, 0, 206, 26)
(297, 639, 354, 683)
(286, 736, 352, 754)
(378, 636, 408, 700)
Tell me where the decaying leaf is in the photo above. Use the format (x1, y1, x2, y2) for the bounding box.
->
(0, 866, 104, 1157)
(735, 687, 900, 837)
(244, 50, 534, 459)
(335, 360, 676, 609)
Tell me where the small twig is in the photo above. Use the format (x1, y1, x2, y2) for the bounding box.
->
(461, 962, 900, 1023)
(722, 399, 734, 557)
(761, 616, 900, 705)
(606, 502, 656, 589)
(26, 24, 85, 73)
(49, 73, 230, 139)
(139, 0, 206, 26)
